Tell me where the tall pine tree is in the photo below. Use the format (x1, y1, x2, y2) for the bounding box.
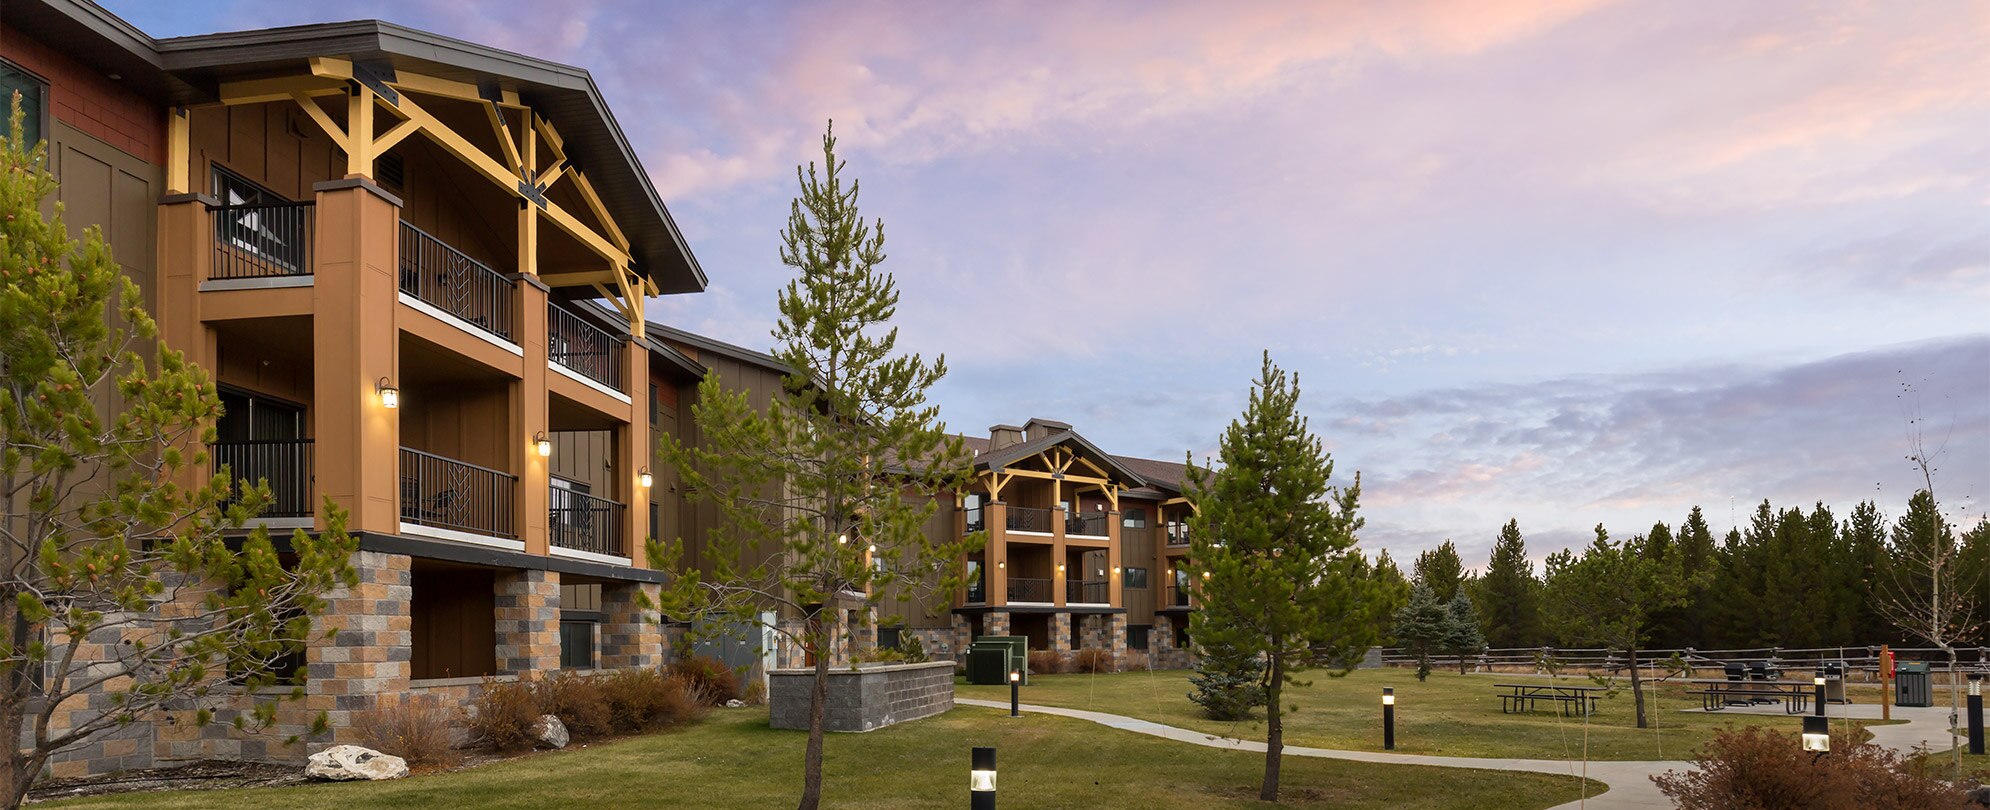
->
(1414, 540, 1465, 602)
(1542, 525, 1688, 729)
(1477, 519, 1542, 648)
(1185, 352, 1382, 802)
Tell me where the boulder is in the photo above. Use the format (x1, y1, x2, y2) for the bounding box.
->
(1967, 785, 1990, 807)
(305, 745, 408, 781)
(724, 699, 746, 709)
(533, 714, 569, 749)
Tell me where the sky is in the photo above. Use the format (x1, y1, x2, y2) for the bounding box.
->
(113, 0, 1990, 568)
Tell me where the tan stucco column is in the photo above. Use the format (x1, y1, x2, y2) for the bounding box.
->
(986, 502, 1008, 607)
(1052, 504, 1067, 608)
(1107, 511, 1124, 607)
(514, 275, 551, 555)
(620, 336, 649, 565)
(154, 194, 216, 493)
(311, 179, 402, 535)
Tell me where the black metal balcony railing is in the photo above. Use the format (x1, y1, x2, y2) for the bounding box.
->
(1068, 579, 1109, 604)
(551, 488, 627, 557)
(210, 201, 314, 280)
(548, 305, 626, 392)
(400, 448, 517, 540)
(1066, 511, 1110, 537)
(211, 439, 314, 518)
(399, 221, 516, 341)
(963, 506, 985, 534)
(1164, 584, 1192, 608)
(1006, 506, 1051, 533)
(1166, 523, 1190, 547)
(1007, 577, 1053, 603)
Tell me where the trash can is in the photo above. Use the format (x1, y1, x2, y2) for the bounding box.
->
(1824, 661, 1850, 704)
(1897, 662, 1933, 707)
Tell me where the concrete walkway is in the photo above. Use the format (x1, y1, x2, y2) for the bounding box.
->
(955, 697, 1955, 809)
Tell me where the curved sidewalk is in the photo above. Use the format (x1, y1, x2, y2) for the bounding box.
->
(956, 697, 1952, 809)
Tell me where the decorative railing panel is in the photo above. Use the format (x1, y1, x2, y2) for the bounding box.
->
(400, 448, 517, 540)
(400, 221, 515, 341)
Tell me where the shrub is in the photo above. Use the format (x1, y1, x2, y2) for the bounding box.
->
(896, 633, 929, 663)
(854, 646, 909, 664)
(1652, 725, 1970, 809)
(1028, 650, 1067, 675)
(1073, 648, 1114, 673)
(601, 669, 705, 733)
(466, 678, 541, 752)
(670, 654, 740, 705)
(740, 677, 767, 707)
(354, 694, 461, 771)
(532, 672, 615, 739)
(1117, 650, 1151, 672)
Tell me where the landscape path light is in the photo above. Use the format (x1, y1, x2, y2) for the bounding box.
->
(1382, 686, 1396, 750)
(970, 746, 996, 810)
(1813, 668, 1826, 718)
(1009, 670, 1021, 718)
(1970, 671, 1985, 755)
(1801, 714, 1829, 755)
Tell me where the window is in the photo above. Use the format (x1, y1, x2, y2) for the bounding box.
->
(1174, 622, 1189, 650)
(559, 620, 596, 670)
(0, 60, 47, 148)
(212, 165, 307, 273)
(1124, 567, 1149, 589)
(649, 501, 660, 541)
(965, 560, 985, 603)
(1128, 625, 1150, 651)
(1122, 508, 1147, 528)
(649, 384, 659, 425)
(877, 627, 902, 651)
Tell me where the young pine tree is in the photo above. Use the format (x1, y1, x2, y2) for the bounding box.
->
(1392, 583, 1447, 682)
(655, 124, 979, 810)
(1542, 525, 1688, 729)
(1443, 591, 1485, 675)
(1413, 540, 1465, 602)
(1185, 352, 1381, 802)
(1477, 519, 1541, 648)
(0, 96, 355, 808)
(1186, 635, 1267, 721)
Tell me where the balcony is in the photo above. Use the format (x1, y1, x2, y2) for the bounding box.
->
(1166, 523, 1190, 547)
(400, 447, 517, 540)
(1007, 577, 1052, 603)
(1164, 584, 1192, 609)
(211, 439, 314, 519)
(1066, 511, 1110, 538)
(1006, 506, 1051, 534)
(1067, 579, 1109, 604)
(550, 487, 627, 558)
(963, 505, 985, 534)
(549, 304, 626, 392)
(209, 200, 314, 281)
(400, 221, 516, 342)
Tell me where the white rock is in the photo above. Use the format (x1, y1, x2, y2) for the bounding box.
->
(305, 745, 408, 781)
(533, 714, 569, 749)
(724, 699, 746, 708)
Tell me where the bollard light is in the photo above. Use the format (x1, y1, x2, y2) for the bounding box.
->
(971, 746, 997, 809)
(1382, 687, 1396, 750)
(1814, 669, 1827, 718)
(1969, 671, 1985, 755)
(1009, 669, 1021, 718)
(1801, 715, 1830, 753)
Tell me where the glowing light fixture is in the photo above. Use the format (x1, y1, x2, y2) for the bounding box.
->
(534, 432, 552, 457)
(971, 746, 998, 807)
(639, 468, 653, 488)
(376, 378, 399, 409)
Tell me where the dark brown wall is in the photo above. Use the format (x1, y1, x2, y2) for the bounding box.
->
(411, 566, 497, 680)
(398, 380, 512, 472)
(664, 340, 790, 581)
(550, 429, 615, 495)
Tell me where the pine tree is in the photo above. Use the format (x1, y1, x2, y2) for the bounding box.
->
(1669, 507, 1718, 648)
(1414, 540, 1465, 602)
(1185, 352, 1382, 802)
(1444, 591, 1486, 674)
(1477, 519, 1541, 648)
(1843, 501, 1893, 643)
(1542, 524, 1688, 729)
(1186, 635, 1267, 720)
(656, 124, 980, 810)
(1393, 583, 1447, 682)
(1372, 550, 1411, 643)
(0, 97, 356, 807)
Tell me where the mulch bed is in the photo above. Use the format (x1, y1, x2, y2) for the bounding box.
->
(28, 760, 306, 803)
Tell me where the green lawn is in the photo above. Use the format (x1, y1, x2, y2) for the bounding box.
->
(960, 668, 1897, 761)
(44, 706, 1596, 809)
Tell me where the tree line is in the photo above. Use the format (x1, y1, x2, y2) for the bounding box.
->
(1403, 494, 1990, 653)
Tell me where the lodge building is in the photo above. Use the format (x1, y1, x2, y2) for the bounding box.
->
(0, 0, 1201, 780)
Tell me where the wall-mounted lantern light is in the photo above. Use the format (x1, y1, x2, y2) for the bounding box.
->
(838, 534, 848, 545)
(868, 543, 877, 554)
(1056, 563, 1066, 574)
(1112, 566, 1121, 575)
(376, 378, 399, 409)
(1801, 714, 1829, 753)
(997, 561, 1006, 569)
(534, 432, 552, 457)
(971, 746, 997, 809)
(639, 467, 653, 488)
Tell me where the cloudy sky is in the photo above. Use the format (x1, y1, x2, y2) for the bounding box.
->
(117, 0, 1990, 567)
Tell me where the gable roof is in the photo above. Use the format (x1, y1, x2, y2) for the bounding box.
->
(972, 429, 1149, 489)
(10, 0, 705, 294)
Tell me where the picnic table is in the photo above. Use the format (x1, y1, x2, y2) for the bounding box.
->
(1494, 682, 1605, 716)
(1684, 678, 1813, 714)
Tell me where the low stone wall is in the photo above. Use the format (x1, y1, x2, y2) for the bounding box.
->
(769, 661, 955, 733)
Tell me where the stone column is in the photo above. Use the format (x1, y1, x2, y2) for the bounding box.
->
(1051, 612, 1072, 652)
(311, 550, 412, 742)
(599, 581, 663, 670)
(495, 569, 561, 675)
(985, 610, 1010, 637)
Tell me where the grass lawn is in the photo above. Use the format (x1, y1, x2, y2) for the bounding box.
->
(41, 706, 1596, 809)
(959, 667, 1900, 761)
